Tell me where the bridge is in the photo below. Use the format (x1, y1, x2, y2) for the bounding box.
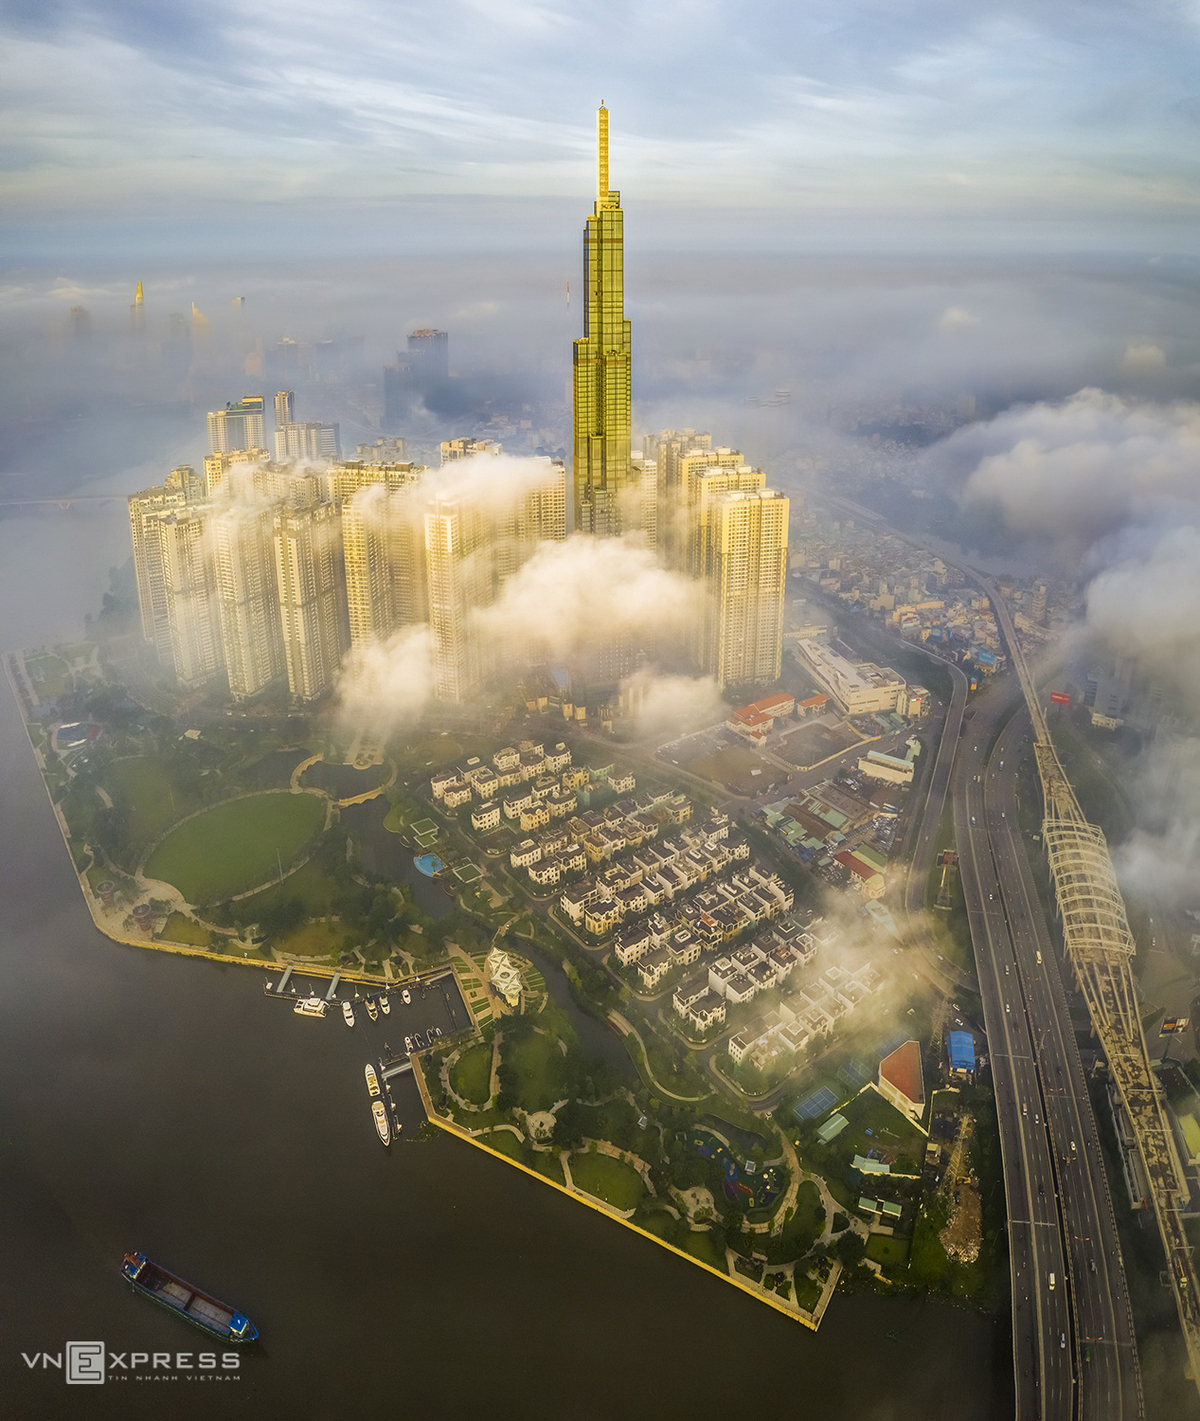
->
(986, 572, 1200, 1398)
(0, 494, 128, 511)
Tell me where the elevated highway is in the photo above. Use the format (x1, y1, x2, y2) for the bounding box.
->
(979, 571, 1200, 1401)
(808, 490, 1145, 1414)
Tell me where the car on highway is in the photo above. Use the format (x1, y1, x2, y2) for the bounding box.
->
(1049, 1272, 1055, 1289)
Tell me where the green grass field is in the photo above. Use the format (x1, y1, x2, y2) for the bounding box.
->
(481, 1129, 526, 1161)
(576, 1097, 643, 1151)
(157, 912, 210, 947)
(683, 1227, 727, 1271)
(535, 1151, 566, 1186)
(506, 1029, 568, 1112)
(570, 1151, 646, 1210)
(107, 755, 185, 851)
(274, 919, 345, 958)
(144, 792, 325, 904)
(865, 1233, 910, 1269)
(451, 1042, 493, 1104)
(236, 859, 343, 919)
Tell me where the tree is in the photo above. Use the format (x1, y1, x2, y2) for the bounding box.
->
(835, 1232, 866, 1268)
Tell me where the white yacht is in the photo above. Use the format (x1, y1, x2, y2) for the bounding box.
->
(342, 1001, 356, 1028)
(373, 1100, 390, 1146)
(364, 1064, 380, 1097)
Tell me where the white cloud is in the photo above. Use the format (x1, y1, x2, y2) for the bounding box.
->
(336, 624, 436, 741)
(938, 305, 979, 331)
(474, 533, 702, 664)
(1122, 341, 1166, 371)
(949, 389, 1200, 539)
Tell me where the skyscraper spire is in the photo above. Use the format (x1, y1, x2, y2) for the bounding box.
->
(597, 102, 609, 203)
(573, 105, 632, 536)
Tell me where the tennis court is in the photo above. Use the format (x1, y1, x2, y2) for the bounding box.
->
(794, 1085, 838, 1121)
(837, 1059, 871, 1090)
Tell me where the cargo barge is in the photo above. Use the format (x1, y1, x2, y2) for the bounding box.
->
(121, 1252, 258, 1343)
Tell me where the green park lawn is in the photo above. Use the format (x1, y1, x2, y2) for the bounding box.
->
(793, 1270, 824, 1311)
(273, 919, 345, 959)
(236, 859, 343, 920)
(683, 1227, 728, 1272)
(157, 912, 210, 947)
(26, 652, 71, 699)
(451, 1042, 494, 1105)
(569, 1151, 646, 1210)
(107, 755, 187, 851)
(865, 1234, 911, 1269)
(535, 1152, 566, 1186)
(506, 1029, 569, 1112)
(481, 1129, 526, 1162)
(143, 792, 325, 904)
(576, 1097, 643, 1151)
(762, 1181, 826, 1265)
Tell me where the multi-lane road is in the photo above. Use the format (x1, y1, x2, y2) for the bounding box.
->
(956, 681, 1139, 1420)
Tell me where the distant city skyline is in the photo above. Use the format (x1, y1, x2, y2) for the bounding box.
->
(4, 2, 1200, 259)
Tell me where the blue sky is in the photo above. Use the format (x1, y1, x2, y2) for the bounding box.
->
(2, 0, 1200, 251)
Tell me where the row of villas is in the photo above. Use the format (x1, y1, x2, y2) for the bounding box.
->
(558, 812, 750, 936)
(506, 791, 699, 889)
(432, 738, 622, 807)
(431, 740, 585, 807)
(671, 917, 820, 1033)
(601, 860, 796, 992)
(726, 961, 884, 1070)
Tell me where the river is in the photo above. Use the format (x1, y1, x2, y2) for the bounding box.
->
(0, 503, 1010, 1419)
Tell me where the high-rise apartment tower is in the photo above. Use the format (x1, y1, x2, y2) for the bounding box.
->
(573, 105, 632, 536)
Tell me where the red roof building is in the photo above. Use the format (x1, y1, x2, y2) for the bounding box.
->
(878, 1040, 925, 1121)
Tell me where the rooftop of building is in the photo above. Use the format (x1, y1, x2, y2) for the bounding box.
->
(879, 1039, 925, 1107)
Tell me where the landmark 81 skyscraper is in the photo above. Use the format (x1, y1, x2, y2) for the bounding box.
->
(573, 104, 632, 536)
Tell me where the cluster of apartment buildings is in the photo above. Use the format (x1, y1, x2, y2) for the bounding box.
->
(128, 437, 569, 704)
(129, 424, 793, 705)
(129, 116, 794, 708)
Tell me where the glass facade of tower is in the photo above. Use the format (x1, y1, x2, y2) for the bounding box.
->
(573, 105, 632, 536)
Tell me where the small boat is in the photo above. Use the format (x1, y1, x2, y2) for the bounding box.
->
(364, 1063, 380, 1097)
(366, 998, 378, 1022)
(293, 995, 328, 1018)
(402, 988, 412, 1005)
(380, 996, 391, 1016)
(342, 1001, 356, 1028)
(373, 1100, 391, 1146)
(404, 1035, 413, 1053)
(121, 1252, 258, 1343)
